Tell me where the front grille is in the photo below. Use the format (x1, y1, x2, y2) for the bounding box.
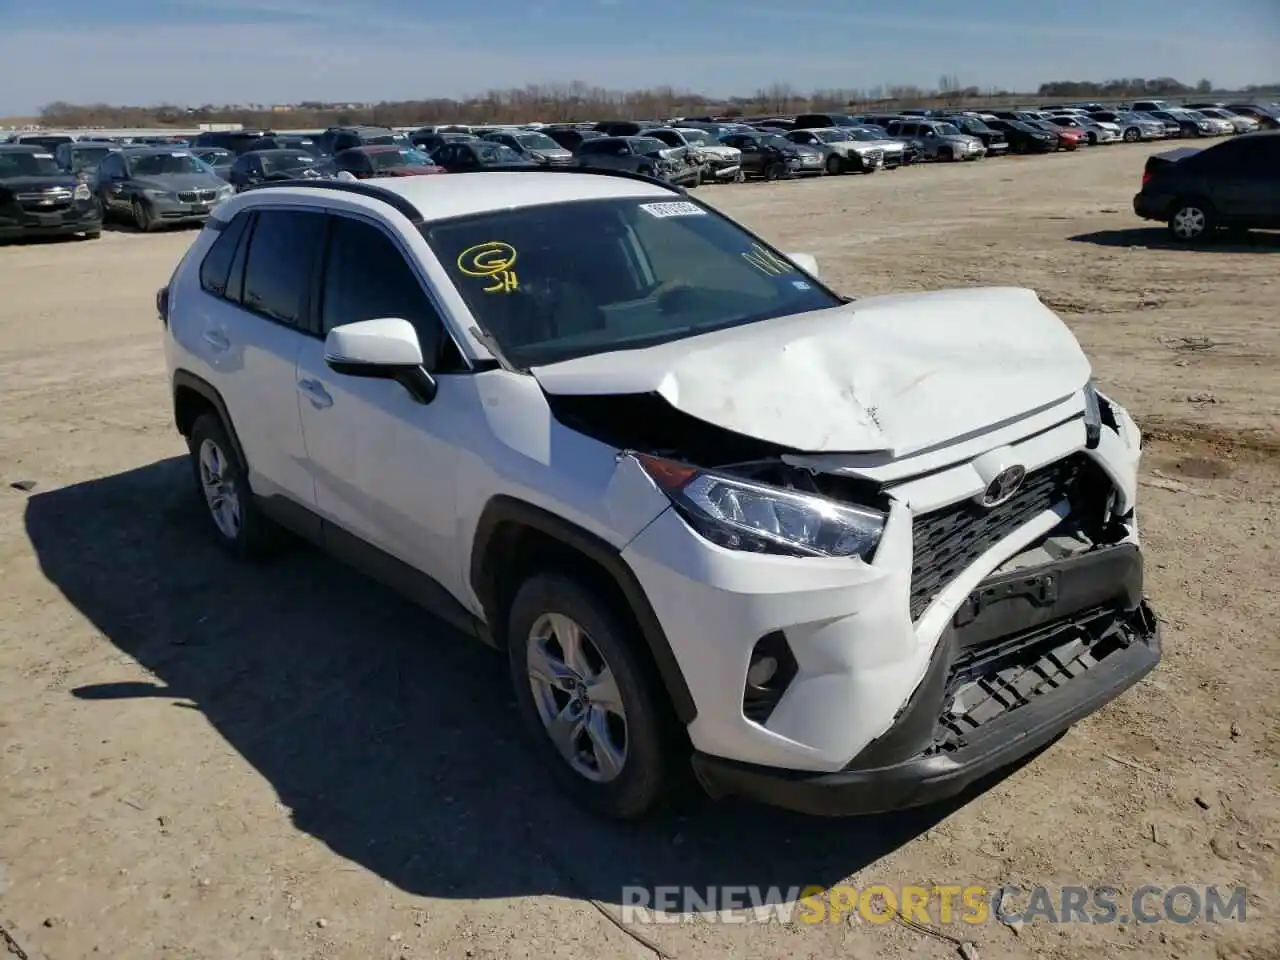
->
(908, 454, 1103, 620)
(177, 189, 218, 203)
(17, 188, 72, 209)
(865, 150, 883, 162)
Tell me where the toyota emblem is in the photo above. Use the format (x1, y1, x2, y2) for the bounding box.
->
(980, 465, 1027, 507)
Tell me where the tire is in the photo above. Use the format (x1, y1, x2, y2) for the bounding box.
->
(1168, 198, 1215, 242)
(507, 572, 675, 820)
(82, 230, 101, 240)
(132, 197, 156, 233)
(1123, 127, 1140, 143)
(937, 147, 953, 162)
(764, 161, 786, 181)
(825, 154, 842, 175)
(1087, 132, 1098, 146)
(187, 413, 285, 559)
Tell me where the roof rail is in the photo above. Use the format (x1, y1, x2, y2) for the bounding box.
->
(236, 164, 684, 219)
(238, 178, 425, 222)
(478, 163, 686, 193)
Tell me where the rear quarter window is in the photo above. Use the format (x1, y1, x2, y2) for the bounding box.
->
(199, 212, 253, 300)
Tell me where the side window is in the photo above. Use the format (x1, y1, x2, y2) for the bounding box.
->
(240, 209, 326, 327)
(199, 211, 253, 300)
(319, 216, 444, 360)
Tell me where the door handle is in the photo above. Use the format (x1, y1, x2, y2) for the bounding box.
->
(298, 379, 333, 408)
(202, 330, 230, 352)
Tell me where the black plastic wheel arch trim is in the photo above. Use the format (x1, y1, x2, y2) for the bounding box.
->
(172, 370, 248, 469)
(469, 495, 698, 724)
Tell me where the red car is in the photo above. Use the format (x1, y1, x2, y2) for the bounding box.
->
(329, 145, 445, 179)
(1028, 120, 1082, 150)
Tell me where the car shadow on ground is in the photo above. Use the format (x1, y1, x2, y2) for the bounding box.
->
(25, 458, 1026, 906)
(1068, 227, 1280, 251)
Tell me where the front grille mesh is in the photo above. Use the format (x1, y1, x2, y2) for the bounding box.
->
(908, 455, 1095, 620)
(177, 189, 218, 203)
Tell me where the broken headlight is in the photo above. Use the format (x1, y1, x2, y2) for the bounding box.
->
(635, 453, 884, 561)
(1082, 380, 1102, 449)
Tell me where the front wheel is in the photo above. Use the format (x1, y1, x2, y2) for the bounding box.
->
(1123, 127, 1140, 142)
(132, 197, 156, 232)
(825, 154, 843, 175)
(507, 573, 675, 820)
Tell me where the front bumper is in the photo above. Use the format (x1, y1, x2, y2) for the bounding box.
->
(0, 203, 101, 239)
(693, 599, 1160, 815)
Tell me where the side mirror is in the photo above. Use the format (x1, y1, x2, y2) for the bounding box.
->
(323, 317, 437, 403)
(785, 252, 819, 279)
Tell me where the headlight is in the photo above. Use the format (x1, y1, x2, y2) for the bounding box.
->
(73, 183, 91, 201)
(142, 188, 171, 200)
(635, 453, 885, 560)
(1082, 380, 1102, 449)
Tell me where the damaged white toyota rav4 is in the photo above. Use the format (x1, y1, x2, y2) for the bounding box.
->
(159, 168, 1160, 819)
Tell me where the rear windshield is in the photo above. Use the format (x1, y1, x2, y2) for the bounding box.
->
(423, 196, 841, 367)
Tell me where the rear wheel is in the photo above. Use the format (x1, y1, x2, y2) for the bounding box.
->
(187, 413, 286, 559)
(825, 154, 843, 175)
(1168, 198, 1215, 242)
(1123, 127, 1140, 142)
(507, 573, 675, 820)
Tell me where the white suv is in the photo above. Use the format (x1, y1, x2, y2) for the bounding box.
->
(159, 170, 1160, 819)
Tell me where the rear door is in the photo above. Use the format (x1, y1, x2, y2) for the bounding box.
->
(194, 207, 325, 505)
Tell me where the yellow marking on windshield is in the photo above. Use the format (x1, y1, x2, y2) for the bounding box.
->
(457, 241, 519, 293)
(742, 243, 795, 277)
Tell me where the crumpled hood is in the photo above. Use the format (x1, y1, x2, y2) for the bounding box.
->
(696, 144, 741, 160)
(530, 286, 1092, 456)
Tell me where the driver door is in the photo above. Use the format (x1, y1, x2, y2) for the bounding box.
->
(294, 213, 467, 596)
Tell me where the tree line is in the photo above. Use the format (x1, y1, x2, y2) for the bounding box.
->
(32, 77, 1276, 130)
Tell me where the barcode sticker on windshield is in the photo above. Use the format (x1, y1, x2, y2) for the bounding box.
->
(638, 201, 705, 218)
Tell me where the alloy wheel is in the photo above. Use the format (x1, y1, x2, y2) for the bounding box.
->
(1171, 205, 1208, 240)
(198, 438, 242, 540)
(526, 612, 628, 783)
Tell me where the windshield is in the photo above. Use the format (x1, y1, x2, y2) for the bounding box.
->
(814, 129, 847, 142)
(68, 147, 115, 169)
(262, 152, 319, 174)
(676, 129, 714, 146)
(367, 148, 430, 170)
(0, 151, 62, 177)
(933, 123, 962, 136)
(517, 132, 560, 150)
(474, 142, 523, 163)
(760, 134, 792, 150)
(630, 138, 668, 155)
(424, 197, 841, 367)
(197, 149, 232, 163)
(126, 152, 207, 176)
(960, 118, 991, 133)
(365, 133, 412, 148)
(847, 129, 883, 141)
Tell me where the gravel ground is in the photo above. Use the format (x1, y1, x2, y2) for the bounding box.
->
(0, 141, 1276, 960)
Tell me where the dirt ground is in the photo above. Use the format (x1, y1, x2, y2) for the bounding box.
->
(1, 143, 1276, 960)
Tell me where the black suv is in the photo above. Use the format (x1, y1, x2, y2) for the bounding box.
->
(316, 126, 411, 156)
(1134, 132, 1280, 241)
(0, 145, 102, 241)
(192, 130, 271, 155)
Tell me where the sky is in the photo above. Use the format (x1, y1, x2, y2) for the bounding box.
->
(1, 0, 1277, 115)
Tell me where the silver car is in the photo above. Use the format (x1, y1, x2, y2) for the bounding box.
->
(94, 147, 233, 232)
(672, 127, 743, 182)
(885, 119, 986, 160)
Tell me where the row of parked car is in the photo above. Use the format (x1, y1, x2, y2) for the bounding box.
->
(1, 98, 1275, 242)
